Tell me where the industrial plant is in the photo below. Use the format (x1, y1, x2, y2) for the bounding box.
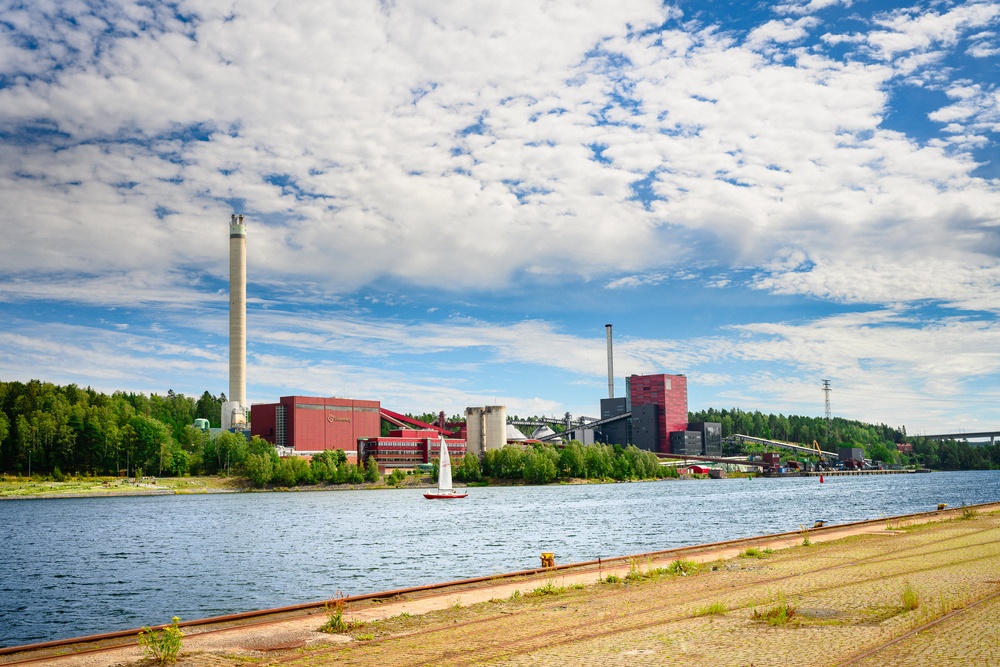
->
(224, 217, 720, 468)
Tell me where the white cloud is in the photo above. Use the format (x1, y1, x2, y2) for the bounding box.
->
(2, 1, 1000, 433)
(775, 0, 853, 17)
(867, 2, 1000, 60)
(746, 17, 821, 48)
(0, 0, 997, 313)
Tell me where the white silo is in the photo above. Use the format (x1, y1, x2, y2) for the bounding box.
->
(465, 406, 507, 457)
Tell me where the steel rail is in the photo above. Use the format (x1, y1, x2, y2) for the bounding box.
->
(273, 520, 1000, 667)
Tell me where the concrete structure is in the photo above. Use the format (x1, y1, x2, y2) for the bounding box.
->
(506, 424, 527, 442)
(251, 396, 381, 461)
(359, 429, 466, 469)
(605, 323, 614, 399)
(563, 426, 595, 445)
(669, 431, 703, 455)
(223, 214, 247, 431)
(465, 406, 507, 457)
(688, 421, 723, 456)
(595, 397, 629, 446)
(593, 373, 690, 451)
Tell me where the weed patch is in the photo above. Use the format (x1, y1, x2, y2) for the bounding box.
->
(320, 594, 365, 634)
(902, 582, 920, 611)
(666, 559, 701, 576)
(694, 601, 727, 617)
(752, 602, 797, 626)
(528, 580, 565, 597)
(138, 616, 183, 665)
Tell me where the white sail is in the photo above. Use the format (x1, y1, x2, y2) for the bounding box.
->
(438, 436, 453, 492)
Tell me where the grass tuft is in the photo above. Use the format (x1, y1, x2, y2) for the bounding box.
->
(320, 594, 366, 634)
(666, 559, 701, 576)
(528, 580, 566, 597)
(694, 601, 727, 617)
(752, 602, 797, 626)
(902, 582, 920, 611)
(137, 616, 184, 665)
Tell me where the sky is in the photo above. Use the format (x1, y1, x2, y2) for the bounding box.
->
(1, 0, 999, 436)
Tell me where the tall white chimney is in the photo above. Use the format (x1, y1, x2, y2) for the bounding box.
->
(222, 214, 247, 430)
(606, 323, 614, 399)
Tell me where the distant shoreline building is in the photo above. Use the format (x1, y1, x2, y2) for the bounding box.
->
(250, 396, 381, 462)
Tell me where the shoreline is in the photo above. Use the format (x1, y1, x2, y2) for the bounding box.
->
(0, 473, 685, 500)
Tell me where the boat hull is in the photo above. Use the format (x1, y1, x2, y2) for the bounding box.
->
(423, 492, 468, 499)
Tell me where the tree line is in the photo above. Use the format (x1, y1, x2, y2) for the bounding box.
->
(692, 407, 1000, 470)
(0, 380, 227, 477)
(2, 380, 997, 477)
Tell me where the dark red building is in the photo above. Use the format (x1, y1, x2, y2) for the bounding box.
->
(250, 396, 381, 461)
(628, 373, 688, 454)
(359, 429, 466, 469)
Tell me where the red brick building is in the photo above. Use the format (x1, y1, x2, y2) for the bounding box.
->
(628, 373, 688, 454)
(250, 396, 381, 461)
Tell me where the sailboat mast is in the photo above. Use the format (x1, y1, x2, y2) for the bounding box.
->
(438, 436, 453, 491)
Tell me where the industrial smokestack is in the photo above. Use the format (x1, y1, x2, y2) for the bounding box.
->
(606, 323, 614, 399)
(223, 214, 247, 430)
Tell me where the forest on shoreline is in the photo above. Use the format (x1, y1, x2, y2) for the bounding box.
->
(2, 379, 998, 483)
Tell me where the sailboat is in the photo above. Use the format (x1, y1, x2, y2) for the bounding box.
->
(424, 435, 468, 499)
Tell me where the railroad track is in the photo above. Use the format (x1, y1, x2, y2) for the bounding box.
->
(271, 515, 1000, 666)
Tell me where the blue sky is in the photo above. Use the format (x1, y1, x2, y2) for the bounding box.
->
(1, 0, 999, 435)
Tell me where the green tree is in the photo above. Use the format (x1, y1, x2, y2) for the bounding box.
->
(523, 448, 557, 484)
(559, 441, 587, 478)
(456, 453, 482, 482)
(272, 456, 311, 486)
(125, 414, 173, 476)
(213, 432, 248, 475)
(364, 456, 380, 483)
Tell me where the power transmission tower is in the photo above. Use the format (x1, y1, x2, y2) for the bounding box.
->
(822, 379, 832, 444)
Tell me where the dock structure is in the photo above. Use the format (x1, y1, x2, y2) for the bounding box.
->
(732, 433, 839, 459)
(799, 468, 922, 476)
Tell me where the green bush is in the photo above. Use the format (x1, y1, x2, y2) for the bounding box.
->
(363, 456, 380, 483)
(138, 616, 183, 664)
(243, 453, 274, 487)
(902, 582, 920, 611)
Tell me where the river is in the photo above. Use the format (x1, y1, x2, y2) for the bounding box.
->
(2, 470, 999, 648)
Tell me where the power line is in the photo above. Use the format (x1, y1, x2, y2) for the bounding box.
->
(822, 379, 832, 441)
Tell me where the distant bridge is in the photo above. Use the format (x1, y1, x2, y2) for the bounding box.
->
(922, 431, 999, 445)
(654, 452, 763, 468)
